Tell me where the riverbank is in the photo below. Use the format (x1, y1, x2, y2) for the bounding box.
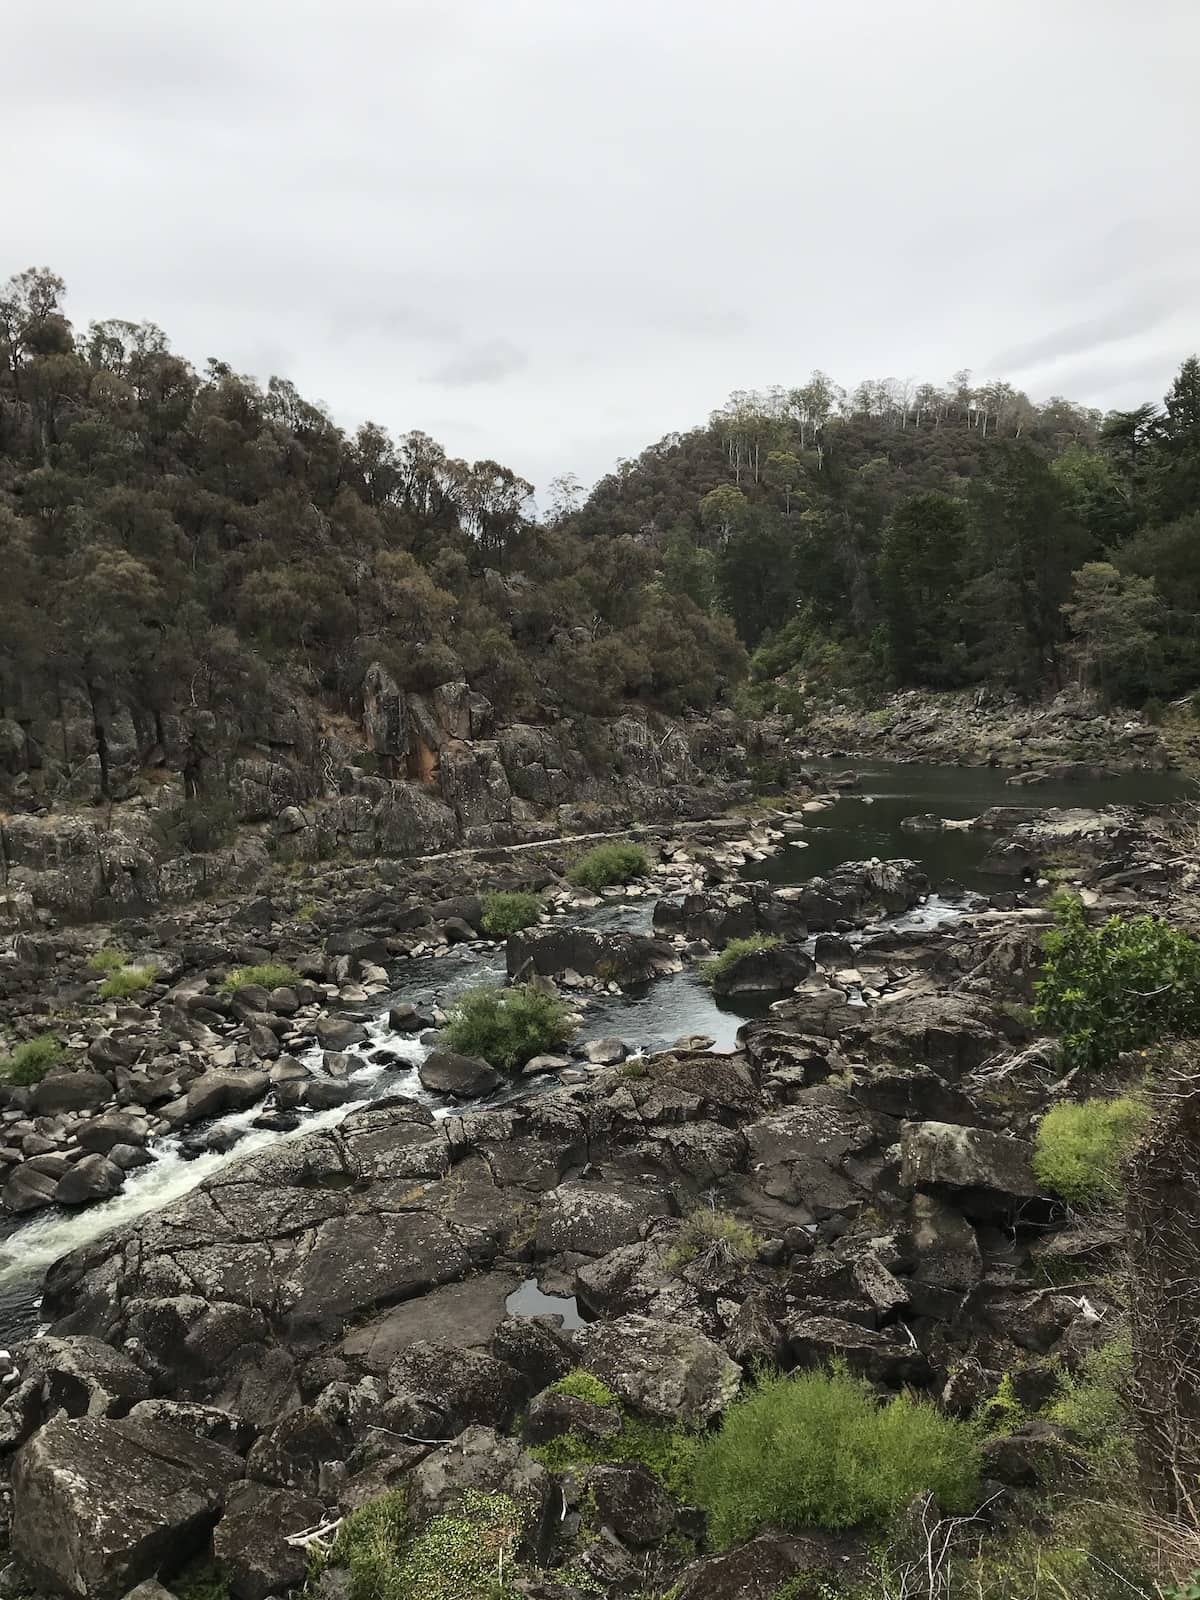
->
(1, 766, 1197, 1597)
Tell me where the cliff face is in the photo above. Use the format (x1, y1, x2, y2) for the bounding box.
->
(0, 665, 779, 927)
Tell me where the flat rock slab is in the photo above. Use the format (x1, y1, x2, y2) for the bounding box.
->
(341, 1272, 521, 1371)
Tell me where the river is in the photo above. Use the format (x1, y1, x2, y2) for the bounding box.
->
(0, 759, 1190, 1344)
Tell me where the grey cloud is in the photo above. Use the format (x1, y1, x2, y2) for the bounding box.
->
(8, 0, 1200, 493)
(427, 339, 528, 388)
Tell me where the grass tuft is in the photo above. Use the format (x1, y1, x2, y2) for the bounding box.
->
(0, 1033, 66, 1086)
(700, 932, 780, 986)
(220, 962, 299, 994)
(568, 841, 649, 892)
(664, 1207, 758, 1272)
(88, 945, 128, 973)
(99, 963, 160, 999)
(1033, 1096, 1150, 1209)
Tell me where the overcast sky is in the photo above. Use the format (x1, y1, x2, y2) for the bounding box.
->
(11, 0, 1200, 495)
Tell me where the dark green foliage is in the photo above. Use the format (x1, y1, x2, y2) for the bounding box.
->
(442, 982, 572, 1070)
(690, 1366, 980, 1547)
(480, 890, 542, 937)
(878, 491, 969, 685)
(567, 841, 649, 891)
(1033, 897, 1200, 1069)
(0, 1033, 65, 1085)
(1033, 1097, 1150, 1208)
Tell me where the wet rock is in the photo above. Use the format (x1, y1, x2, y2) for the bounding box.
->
(11, 1415, 241, 1600)
(418, 1049, 502, 1098)
(108, 1142, 155, 1171)
(302, 1080, 358, 1111)
(75, 1111, 149, 1155)
(710, 942, 814, 998)
(522, 1053, 572, 1077)
(315, 1017, 368, 1052)
(576, 1313, 741, 1424)
(387, 1003, 425, 1032)
(214, 1480, 325, 1600)
(1, 1163, 58, 1214)
(163, 1068, 270, 1127)
(579, 1038, 628, 1066)
(54, 1153, 126, 1206)
(508, 928, 679, 988)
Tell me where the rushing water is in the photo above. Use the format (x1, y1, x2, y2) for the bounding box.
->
(0, 758, 1190, 1342)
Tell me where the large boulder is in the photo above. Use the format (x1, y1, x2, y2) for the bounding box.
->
(11, 1415, 242, 1599)
(385, 1341, 523, 1435)
(576, 1314, 741, 1424)
(534, 1179, 672, 1258)
(901, 1121, 1043, 1217)
(418, 1049, 502, 1099)
(213, 1481, 325, 1600)
(786, 1315, 931, 1387)
(507, 927, 680, 988)
(710, 942, 814, 998)
(674, 1530, 858, 1600)
(31, 1070, 112, 1116)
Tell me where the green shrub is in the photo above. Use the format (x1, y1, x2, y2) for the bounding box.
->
(568, 841, 649, 892)
(0, 1032, 66, 1086)
(220, 962, 299, 994)
(530, 1409, 699, 1501)
(88, 945, 128, 974)
(1143, 696, 1165, 725)
(324, 1490, 409, 1600)
(1033, 1096, 1150, 1208)
(322, 1487, 525, 1600)
(98, 964, 159, 999)
(480, 890, 542, 937)
(442, 982, 572, 1071)
(690, 1365, 980, 1547)
(665, 1207, 758, 1272)
(548, 1369, 618, 1408)
(1033, 898, 1200, 1069)
(1045, 1334, 1135, 1477)
(700, 932, 780, 986)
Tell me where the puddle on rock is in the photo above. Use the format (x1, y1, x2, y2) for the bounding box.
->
(505, 1277, 586, 1330)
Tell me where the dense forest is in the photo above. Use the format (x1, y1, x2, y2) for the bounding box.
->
(573, 364, 1200, 712)
(2, 266, 1199, 801)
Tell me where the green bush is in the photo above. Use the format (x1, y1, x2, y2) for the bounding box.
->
(1045, 1334, 1135, 1477)
(88, 945, 128, 974)
(665, 1207, 758, 1272)
(220, 962, 299, 994)
(324, 1490, 409, 1600)
(480, 890, 542, 938)
(99, 964, 160, 999)
(1033, 898, 1200, 1069)
(323, 1487, 525, 1600)
(690, 1365, 980, 1547)
(530, 1379, 699, 1500)
(1143, 696, 1165, 725)
(568, 841, 649, 892)
(700, 932, 780, 986)
(1033, 1097, 1150, 1208)
(0, 1033, 66, 1086)
(442, 982, 572, 1071)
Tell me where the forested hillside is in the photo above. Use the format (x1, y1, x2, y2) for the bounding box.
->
(572, 365, 1200, 711)
(0, 268, 743, 801)
(2, 265, 1198, 820)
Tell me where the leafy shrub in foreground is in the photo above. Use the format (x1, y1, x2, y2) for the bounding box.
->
(442, 982, 572, 1071)
(568, 841, 649, 891)
(480, 890, 542, 937)
(700, 932, 780, 986)
(220, 962, 299, 993)
(690, 1365, 980, 1547)
(530, 1369, 699, 1498)
(1034, 1096, 1150, 1208)
(1034, 898, 1200, 1069)
(0, 1033, 65, 1085)
(98, 964, 159, 999)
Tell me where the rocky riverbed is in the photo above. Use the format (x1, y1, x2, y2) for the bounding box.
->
(0, 767, 1195, 1599)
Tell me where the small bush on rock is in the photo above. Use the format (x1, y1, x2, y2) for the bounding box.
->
(98, 963, 159, 999)
(481, 890, 542, 937)
(568, 841, 649, 891)
(700, 932, 780, 986)
(531, 1369, 700, 1497)
(1033, 1097, 1150, 1208)
(88, 945, 128, 973)
(323, 1487, 524, 1600)
(1034, 898, 1200, 1069)
(324, 1489, 409, 1600)
(220, 962, 299, 993)
(443, 982, 572, 1071)
(690, 1365, 980, 1547)
(665, 1207, 758, 1272)
(0, 1033, 65, 1085)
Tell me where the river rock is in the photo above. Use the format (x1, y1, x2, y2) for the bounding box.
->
(579, 1037, 628, 1065)
(710, 942, 814, 997)
(75, 1110, 149, 1155)
(31, 1071, 112, 1116)
(213, 1481, 325, 1600)
(54, 1153, 126, 1206)
(576, 1314, 741, 1424)
(314, 1016, 368, 1051)
(535, 1179, 671, 1258)
(385, 1340, 524, 1435)
(418, 1049, 502, 1098)
(901, 1121, 1042, 1214)
(588, 1463, 676, 1547)
(674, 1530, 857, 1600)
(2, 1163, 59, 1214)
(787, 1314, 931, 1386)
(11, 1415, 241, 1599)
(507, 927, 679, 988)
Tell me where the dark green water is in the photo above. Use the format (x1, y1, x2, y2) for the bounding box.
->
(753, 761, 1194, 893)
